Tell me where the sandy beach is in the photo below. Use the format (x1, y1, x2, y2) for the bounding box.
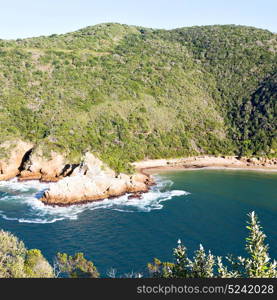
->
(132, 156, 277, 175)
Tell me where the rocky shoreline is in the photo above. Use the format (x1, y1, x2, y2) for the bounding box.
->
(0, 140, 154, 206)
(40, 153, 154, 206)
(0, 140, 276, 206)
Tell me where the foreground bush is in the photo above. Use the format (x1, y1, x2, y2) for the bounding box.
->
(55, 252, 99, 278)
(0, 230, 53, 278)
(148, 212, 277, 278)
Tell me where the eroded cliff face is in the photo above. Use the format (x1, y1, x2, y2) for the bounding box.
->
(40, 152, 152, 206)
(0, 141, 153, 205)
(19, 149, 72, 182)
(0, 140, 33, 181)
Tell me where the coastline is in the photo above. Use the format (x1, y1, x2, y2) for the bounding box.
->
(1, 151, 277, 207)
(133, 156, 277, 175)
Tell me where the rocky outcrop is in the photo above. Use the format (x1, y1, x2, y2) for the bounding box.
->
(40, 153, 152, 206)
(18, 150, 69, 182)
(0, 140, 153, 206)
(0, 140, 33, 181)
(241, 157, 277, 167)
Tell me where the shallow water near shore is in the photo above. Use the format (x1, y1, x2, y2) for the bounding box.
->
(0, 169, 276, 276)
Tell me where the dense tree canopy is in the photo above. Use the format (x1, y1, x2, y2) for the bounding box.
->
(0, 23, 276, 172)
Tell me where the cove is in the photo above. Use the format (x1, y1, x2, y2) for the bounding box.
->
(0, 169, 276, 276)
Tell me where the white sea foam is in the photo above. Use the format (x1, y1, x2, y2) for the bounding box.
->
(0, 177, 51, 189)
(0, 176, 190, 223)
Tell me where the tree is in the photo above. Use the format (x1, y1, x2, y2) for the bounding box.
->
(55, 252, 99, 278)
(0, 230, 53, 278)
(229, 212, 277, 278)
(148, 212, 277, 278)
(24, 249, 54, 278)
(0, 230, 26, 278)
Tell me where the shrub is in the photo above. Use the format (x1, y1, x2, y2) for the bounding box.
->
(55, 252, 99, 278)
(148, 212, 277, 278)
(0, 230, 53, 278)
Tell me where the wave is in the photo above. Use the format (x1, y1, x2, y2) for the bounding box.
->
(0, 177, 51, 190)
(0, 176, 190, 224)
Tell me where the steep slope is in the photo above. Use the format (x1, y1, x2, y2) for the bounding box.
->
(232, 72, 277, 155)
(0, 23, 276, 172)
(159, 25, 277, 155)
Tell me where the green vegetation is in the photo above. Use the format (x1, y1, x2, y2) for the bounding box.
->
(0, 212, 276, 278)
(55, 252, 99, 278)
(0, 230, 53, 278)
(0, 23, 276, 172)
(148, 212, 277, 278)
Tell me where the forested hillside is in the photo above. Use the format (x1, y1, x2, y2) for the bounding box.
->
(0, 23, 276, 172)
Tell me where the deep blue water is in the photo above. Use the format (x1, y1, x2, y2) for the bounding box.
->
(0, 169, 276, 277)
